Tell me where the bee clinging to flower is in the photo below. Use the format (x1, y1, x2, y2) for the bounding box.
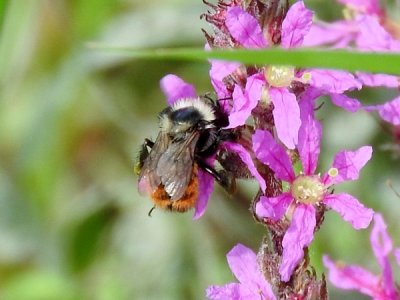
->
(136, 97, 235, 215)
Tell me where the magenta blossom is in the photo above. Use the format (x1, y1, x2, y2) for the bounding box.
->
(303, 0, 384, 49)
(253, 113, 374, 281)
(337, 0, 383, 16)
(303, 2, 400, 125)
(206, 244, 276, 300)
(324, 213, 400, 299)
(210, 1, 361, 148)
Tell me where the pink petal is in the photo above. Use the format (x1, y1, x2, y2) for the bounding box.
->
(226, 85, 247, 128)
(323, 193, 374, 229)
(225, 6, 267, 48)
(378, 96, 400, 125)
(280, 204, 316, 282)
(206, 283, 240, 300)
(246, 74, 264, 106)
(394, 248, 400, 267)
(330, 94, 362, 113)
(270, 88, 301, 149)
(252, 130, 296, 182)
(356, 16, 390, 51)
(160, 74, 197, 105)
(309, 69, 362, 94)
(379, 261, 398, 299)
(370, 214, 397, 297)
(227, 74, 264, 128)
(281, 1, 313, 48)
(209, 60, 241, 100)
(370, 213, 392, 266)
(302, 21, 354, 47)
(222, 142, 266, 192)
(256, 192, 294, 221)
(356, 16, 400, 51)
(337, 0, 382, 15)
(193, 159, 215, 220)
(227, 244, 275, 299)
(356, 73, 399, 89)
(298, 87, 320, 119)
(227, 244, 259, 283)
(325, 146, 373, 185)
(297, 115, 322, 175)
(323, 255, 380, 298)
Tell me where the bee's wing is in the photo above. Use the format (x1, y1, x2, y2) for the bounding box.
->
(138, 131, 171, 195)
(157, 131, 200, 201)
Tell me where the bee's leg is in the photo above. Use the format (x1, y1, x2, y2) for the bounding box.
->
(134, 139, 153, 175)
(197, 161, 236, 194)
(148, 206, 156, 217)
(144, 138, 155, 148)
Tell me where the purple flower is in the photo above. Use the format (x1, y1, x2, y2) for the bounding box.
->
(206, 244, 276, 300)
(225, 6, 268, 48)
(215, 2, 361, 147)
(225, 73, 265, 129)
(363, 95, 400, 127)
(356, 72, 399, 89)
(218, 2, 315, 147)
(160, 74, 197, 105)
(160, 74, 214, 219)
(370, 96, 400, 126)
(253, 113, 374, 281)
(221, 0, 313, 49)
(280, 1, 313, 48)
(324, 213, 400, 299)
(337, 0, 383, 16)
(302, 20, 357, 48)
(302, 1, 384, 49)
(209, 59, 241, 101)
(355, 16, 400, 52)
(302, 2, 400, 124)
(221, 141, 266, 192)
(395, 248, 400, 266)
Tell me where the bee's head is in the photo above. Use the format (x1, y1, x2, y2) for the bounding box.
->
(159, 98, 216, 134)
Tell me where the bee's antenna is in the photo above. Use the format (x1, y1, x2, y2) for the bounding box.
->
(314, 101, 325, 111)
(148, 206, 156, 217)
(201, 93, 232, 105)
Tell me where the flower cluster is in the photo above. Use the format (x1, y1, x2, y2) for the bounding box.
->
(151, 0, 400, 298)
(304, 0, 400, 125)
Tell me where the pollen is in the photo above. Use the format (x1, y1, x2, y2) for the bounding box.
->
(328, 167, 339, 177)
(264, 65, 295, 88)
(342, 7, 357, 20)
(260, 86, 272, 105)
(301, 72, 312, 83)
(291, 175, 325, 205)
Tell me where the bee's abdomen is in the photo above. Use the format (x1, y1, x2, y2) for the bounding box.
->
(151, 165, 199, 212)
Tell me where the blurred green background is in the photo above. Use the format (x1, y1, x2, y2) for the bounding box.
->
(0, 0, 399, 299)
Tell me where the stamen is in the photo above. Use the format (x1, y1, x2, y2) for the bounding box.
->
(260, 86, 272, 105)
(328, 168, 339, 177)
(291, 175, 325, 205)
(265, 65, 295, 88)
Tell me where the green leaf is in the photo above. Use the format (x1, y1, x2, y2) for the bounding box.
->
(88, 45, 400, 75)
(66, 206, 118, 273)
(0, 270, 79, 300)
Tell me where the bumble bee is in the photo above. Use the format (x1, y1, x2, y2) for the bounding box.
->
(136, 97, 234, 214)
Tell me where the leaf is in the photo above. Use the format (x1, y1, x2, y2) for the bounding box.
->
(87, 45, 400, 75)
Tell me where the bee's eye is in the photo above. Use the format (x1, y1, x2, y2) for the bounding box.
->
(171, 107, 202, 123)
